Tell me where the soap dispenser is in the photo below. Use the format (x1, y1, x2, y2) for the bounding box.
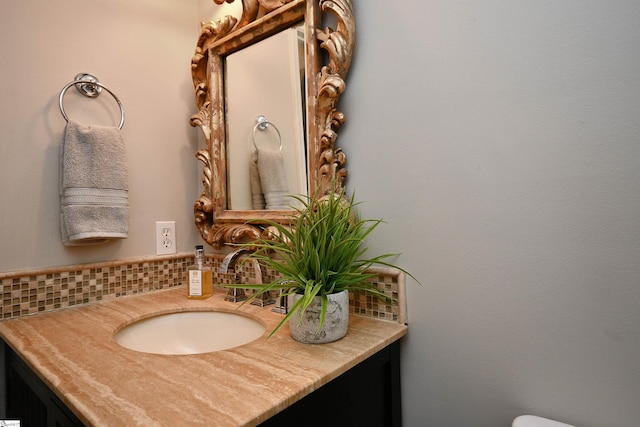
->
(188, 245, 213, 299)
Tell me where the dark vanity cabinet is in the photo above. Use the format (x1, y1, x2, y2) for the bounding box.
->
(260, 341, 402, 427)
(3, 340, 402, 427)
(3, 343, 84, 427)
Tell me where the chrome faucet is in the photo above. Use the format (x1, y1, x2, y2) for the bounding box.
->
(219, 249, 275, 306)
(220, 249, 248, 302)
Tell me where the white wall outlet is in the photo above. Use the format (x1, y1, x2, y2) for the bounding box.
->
(155, 221, 176, 255)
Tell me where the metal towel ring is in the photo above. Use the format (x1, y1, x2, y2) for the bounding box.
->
(252, 115, 282, 151)
(59, 73, 125, 130)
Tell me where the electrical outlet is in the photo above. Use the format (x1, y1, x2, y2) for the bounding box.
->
(155, 221, 176, 255)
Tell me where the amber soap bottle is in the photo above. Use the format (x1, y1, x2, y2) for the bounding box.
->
(188, 245, 213, 299)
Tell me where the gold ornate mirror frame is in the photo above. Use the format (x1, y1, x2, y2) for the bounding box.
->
(190, 0, 355, 248)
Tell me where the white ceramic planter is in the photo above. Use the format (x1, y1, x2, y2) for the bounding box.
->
(288, 290, 349, 344)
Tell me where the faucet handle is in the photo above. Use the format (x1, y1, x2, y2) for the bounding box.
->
(272, 290, 288, 314)
(238, 257, 274, 307)
(247, 257, 274, 307)
(225, 287, 247, 303)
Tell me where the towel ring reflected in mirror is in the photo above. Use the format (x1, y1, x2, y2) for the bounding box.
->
(252, 116, 282, 152)
(190, 0, 354, 248)
(59, 73, 125, 130)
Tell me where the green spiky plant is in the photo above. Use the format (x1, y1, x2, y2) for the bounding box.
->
(231, 188, 418, 338)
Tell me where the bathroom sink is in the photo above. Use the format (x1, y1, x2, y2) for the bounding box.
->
(114, 311, 266, 355)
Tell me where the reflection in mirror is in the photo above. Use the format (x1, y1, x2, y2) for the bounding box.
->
(226, 23, 307, 211)
(190, 0, 355, 248)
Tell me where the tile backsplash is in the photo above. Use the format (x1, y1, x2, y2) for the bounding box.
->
(0, 254, 406, 324)
(0, 255, 190, 319)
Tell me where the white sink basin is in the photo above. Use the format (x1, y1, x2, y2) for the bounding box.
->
(114, 311, 265, 355)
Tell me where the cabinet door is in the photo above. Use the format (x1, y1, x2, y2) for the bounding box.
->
(260, 341, 402, 427)
(4, 343, 84, 427)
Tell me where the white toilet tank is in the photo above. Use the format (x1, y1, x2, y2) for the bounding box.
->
(513, 415, 576, 427)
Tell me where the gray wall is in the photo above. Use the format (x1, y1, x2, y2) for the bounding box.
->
(344, 2, 640, 426)
(0, 0, 200, 271)
(2, 1, 640, 426)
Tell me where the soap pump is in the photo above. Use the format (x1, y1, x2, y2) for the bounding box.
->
(187, 245, 213, 299)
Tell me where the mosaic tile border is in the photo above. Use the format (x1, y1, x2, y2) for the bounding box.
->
(349, 267, 407, 324)
(0, 255, 190, 320)
(0, 255, 406, 323)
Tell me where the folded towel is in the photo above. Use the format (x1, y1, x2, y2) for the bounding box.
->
(249, 151, 265, 210)
(257, 146, 290, 210)
(60, 120, 129, 246)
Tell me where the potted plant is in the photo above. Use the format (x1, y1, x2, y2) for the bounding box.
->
(232, 189, 417, 343)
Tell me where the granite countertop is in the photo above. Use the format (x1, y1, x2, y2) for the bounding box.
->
(0, 286, 407, 426)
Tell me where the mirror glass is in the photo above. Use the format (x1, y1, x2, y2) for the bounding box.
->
(226, 23, 307, 210)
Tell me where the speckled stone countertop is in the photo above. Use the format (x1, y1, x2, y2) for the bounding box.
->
(0, 286, 407, 426)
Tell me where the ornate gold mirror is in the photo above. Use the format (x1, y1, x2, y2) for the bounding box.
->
(190, 0, 354, 248)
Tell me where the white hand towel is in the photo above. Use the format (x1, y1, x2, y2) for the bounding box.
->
(249, 151, 266, 210)
(60, 120, 129, 245)
(257, 146, 290, 210)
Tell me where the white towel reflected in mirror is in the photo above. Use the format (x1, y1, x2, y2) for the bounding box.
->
(250, 145, 290, 210)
